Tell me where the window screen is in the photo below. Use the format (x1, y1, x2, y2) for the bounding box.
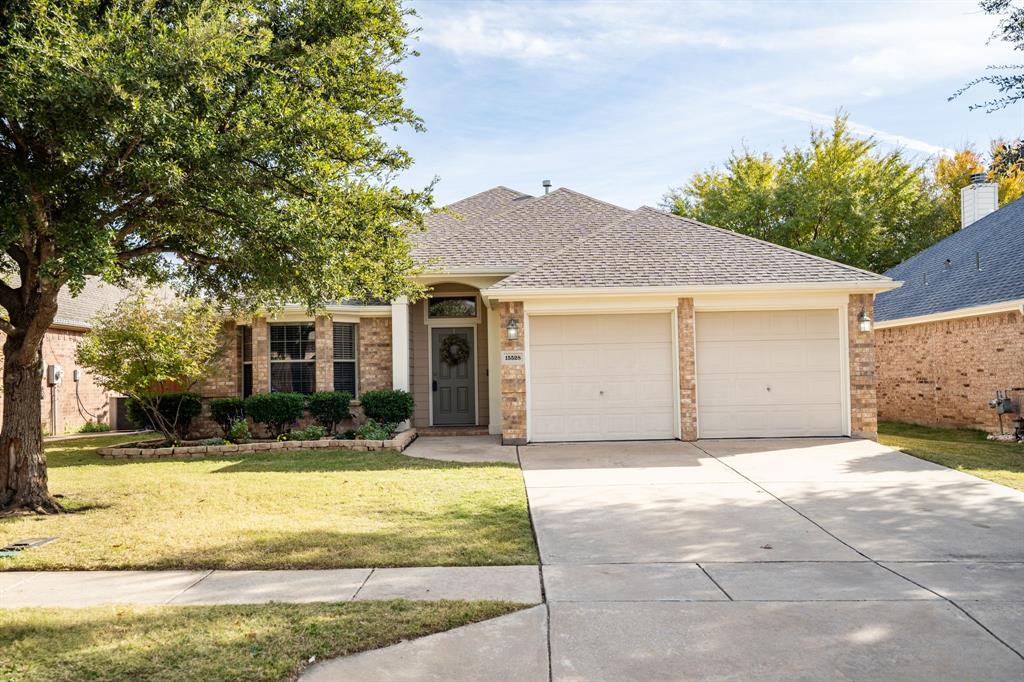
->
(269, 323, 316, 393)
(333, 322, 357, 394)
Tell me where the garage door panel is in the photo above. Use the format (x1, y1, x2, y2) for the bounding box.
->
(696, 310, 845, 438)
(530, 314, 676, 442)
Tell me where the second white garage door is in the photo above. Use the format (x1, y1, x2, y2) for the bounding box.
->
(696, 310, 845, 438)
(529, 313, 676, 442)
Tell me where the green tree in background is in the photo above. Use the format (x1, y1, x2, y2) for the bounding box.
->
(664, 116, 942, 274)
(0, 0, 428, 514)
(934, 143, 1024, 236)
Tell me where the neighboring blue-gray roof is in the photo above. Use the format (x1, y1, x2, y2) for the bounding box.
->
(875, 197, 1024, 322)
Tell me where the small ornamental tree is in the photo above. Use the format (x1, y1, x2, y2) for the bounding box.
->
(76, 293, 223, 442)
(0, 1, 428, 513)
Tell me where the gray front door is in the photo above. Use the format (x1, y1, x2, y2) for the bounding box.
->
(432, 327, 475, 425)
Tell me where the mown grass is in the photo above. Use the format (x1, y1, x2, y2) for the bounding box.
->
(878, 421, 1024, 491)
(0, 600, 524, 682)
(0, 435, 537, 569)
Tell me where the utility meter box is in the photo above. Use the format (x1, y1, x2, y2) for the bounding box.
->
(47, 364, 64, 386)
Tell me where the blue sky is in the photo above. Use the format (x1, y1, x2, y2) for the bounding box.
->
(392, 0, 1024, 209)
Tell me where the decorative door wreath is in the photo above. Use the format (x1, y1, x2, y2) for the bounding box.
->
(439, 334, 471, 365)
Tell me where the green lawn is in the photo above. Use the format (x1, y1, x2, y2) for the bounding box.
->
(0, 435, 537, 569)
(878, 421, 1024, 491)
(0, 600, 524, 682)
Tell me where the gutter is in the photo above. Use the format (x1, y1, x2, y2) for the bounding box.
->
(875, 298, 1024, 329)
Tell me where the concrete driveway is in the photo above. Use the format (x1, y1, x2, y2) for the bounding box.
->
(520, 438, 1024, 681)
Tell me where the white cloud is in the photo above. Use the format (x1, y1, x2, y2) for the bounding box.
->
(753, 103, 955, 156)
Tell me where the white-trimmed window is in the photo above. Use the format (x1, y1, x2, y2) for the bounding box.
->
(270, 323, 316, 394)
(333, 322, 357, 395)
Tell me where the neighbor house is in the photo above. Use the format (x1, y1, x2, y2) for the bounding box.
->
(199, 185, 899, 443)
(0, 277, 133, 434)
(875, 177, 1024, 432)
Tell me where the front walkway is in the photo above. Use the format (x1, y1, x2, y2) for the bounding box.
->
(308, 437, 1024, 681)
(0, 565, 541, 607)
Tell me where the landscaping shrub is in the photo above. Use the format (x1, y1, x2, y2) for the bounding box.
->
(228, 418, 250, 444)
(77, 420, 111, 433)
(306, 391, 352, 434)
(288, 424, 327, 441)
(200, 437, 227, 446)
(209, 398, 246, 437)
(244, 392, 306, 437)
(355, 419, 396, 440)
(359, 389, 414, 425)
(126, 392, 203, 441)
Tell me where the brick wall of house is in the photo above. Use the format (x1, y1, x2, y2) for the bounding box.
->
(37, 327, 113, 434)
(358, 317, 393, 393)
(677, 298, 698, 441)
(499, 302, 526, 444)
(251, 317, 270, 394)
(0, 327, 113, 435)
(848, 294, 878, 439)
(876, 310, 1024, 431)
(196, 320, 239, 399)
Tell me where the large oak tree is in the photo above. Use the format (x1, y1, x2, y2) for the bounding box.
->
(0, 0, 429, 513)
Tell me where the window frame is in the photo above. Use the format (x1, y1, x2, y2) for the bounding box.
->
(424, 294, 481, 324)
(332, 321, 358, 396)
(268, 322, 317, 394)
(240, 325, 253, 398)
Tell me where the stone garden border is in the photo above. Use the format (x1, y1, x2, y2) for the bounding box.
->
(97, 429, 418, 460)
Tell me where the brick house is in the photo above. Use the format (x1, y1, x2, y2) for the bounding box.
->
(202, 185, 898, 443)
(0, 278, 134, 435)
(875, 179, 1024, 433)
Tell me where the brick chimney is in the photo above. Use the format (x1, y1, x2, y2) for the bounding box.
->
(960, 172, 998, 228)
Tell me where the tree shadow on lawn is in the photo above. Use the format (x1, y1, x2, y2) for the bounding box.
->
(208, 449, 522, 474)
(150, 512, 539, 570)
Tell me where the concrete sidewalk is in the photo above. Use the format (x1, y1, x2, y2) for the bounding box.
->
(0, 565, 541, 608)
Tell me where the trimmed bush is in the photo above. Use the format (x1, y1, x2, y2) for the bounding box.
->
(78, 420, 111, 433)
(306, 391, 352, 434)
(209, 397, 246, 437)
(360, 389, 414, 425)
(244, 392, 306, 437)
(125, 392, 203, 440)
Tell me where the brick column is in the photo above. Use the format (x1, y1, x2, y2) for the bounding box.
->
(358, 317, 393, 392)
(196, 321, 239, 398)
(848, 294, 878, 440)
(314, 316, 333, 391)
(251, 316, 270, 394)
(677, 298, 698, 441)
(500, 302, 526, 445)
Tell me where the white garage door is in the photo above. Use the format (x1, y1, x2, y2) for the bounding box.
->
(529, 313, 676, 442)
(696, 310, 845, 438)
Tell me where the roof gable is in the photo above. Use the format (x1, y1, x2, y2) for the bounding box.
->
(490, 207, 889, 290)
(875, 197, 1024, 321)
(414, 187, 633, 271)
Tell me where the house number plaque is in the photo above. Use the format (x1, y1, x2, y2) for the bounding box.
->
(501, 351, 525, 365)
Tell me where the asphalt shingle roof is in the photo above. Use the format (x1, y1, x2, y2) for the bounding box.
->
(875, 197, 1024, 322)
(422, 186, 533, 237)
(489, 207, 889, 290)
(414, 188, 634, 270)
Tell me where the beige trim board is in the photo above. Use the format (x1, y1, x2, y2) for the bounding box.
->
(875, 299, 1024, 329)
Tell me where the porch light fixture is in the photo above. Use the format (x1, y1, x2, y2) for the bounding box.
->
(857, 310, 873, 333)
(505, 318, 520, 341)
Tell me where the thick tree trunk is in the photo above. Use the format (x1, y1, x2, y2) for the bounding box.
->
(0, 319, 62, 515)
